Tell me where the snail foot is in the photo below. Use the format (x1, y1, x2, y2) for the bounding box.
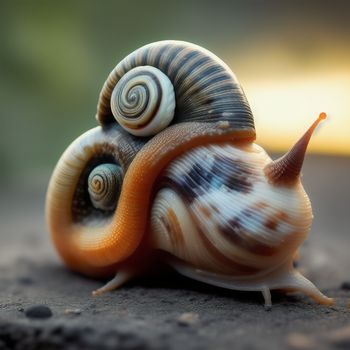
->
(92, 269, 135, 296)
(169, 257, 333, 307)
(262, 286, 272, 310)
(285, 271, 335, 306)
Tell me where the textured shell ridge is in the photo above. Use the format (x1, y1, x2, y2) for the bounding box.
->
(97, 40, 255, 138)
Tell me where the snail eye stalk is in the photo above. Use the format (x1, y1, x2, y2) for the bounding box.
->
(264, 113, 327, 185)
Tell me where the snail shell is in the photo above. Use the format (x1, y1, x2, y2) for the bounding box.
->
(97, 40, 255, 137)
(46, 41, 332, 306)
(110, 66, 176, 136)
(87, 163, 123, 211)
(151, 143, 310, 275)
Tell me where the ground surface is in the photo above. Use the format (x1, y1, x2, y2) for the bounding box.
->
(1, 155, 350, 350)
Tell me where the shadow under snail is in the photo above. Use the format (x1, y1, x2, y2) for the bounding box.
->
(46, 40, 332, 307)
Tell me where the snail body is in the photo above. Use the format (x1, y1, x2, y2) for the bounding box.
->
(46, 40, 332, 306)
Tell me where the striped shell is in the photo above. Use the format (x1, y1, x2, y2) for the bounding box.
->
(88, 163, 123, 211)
(149, 141, 332, 306)
(96, 40, 255, 138)
(47, 40, 256, 272)
(151, 143, 311, 274)
(110, 66, 176, 136)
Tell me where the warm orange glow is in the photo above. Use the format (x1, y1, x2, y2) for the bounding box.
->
(244, 73, 350, 155)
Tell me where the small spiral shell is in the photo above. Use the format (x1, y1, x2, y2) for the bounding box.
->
(88, 163, 123, 211)
(46, 125, 144, 276)
(110, 66, 175, 137)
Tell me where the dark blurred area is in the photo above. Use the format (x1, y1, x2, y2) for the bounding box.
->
(0, 0, 349, 186)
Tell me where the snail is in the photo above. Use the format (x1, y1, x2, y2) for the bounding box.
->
(46, 40, 332, 307)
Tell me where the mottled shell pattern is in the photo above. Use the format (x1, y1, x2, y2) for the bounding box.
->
(46, 40, 330, 306)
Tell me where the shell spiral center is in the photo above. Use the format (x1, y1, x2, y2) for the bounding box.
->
(110, 66, 175, 137)
(87, 163, 122, 211)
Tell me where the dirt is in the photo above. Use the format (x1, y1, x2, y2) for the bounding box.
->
(0, 155, 350, 350)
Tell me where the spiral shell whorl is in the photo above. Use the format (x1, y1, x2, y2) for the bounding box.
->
(111, 66, 175, 136)
(88, 163, 122, 211)
(97, 40, 255, 139)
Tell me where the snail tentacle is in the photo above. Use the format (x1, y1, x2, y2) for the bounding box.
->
(92, 269, 134, 296)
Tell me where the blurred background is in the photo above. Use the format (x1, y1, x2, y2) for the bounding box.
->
(0, 0, 349, 287)
(1, 0, 349, 186)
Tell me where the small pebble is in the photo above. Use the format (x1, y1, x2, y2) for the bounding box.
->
(218, 120, 230, 129)
(25, 305, 52, 319)
(287, 333, 315, 349)
(341, 281, 350, 290)
(264, 305, 272, 312)
(17, 276, 34, 285)
(64, 308, 81, 315)
(326, 325, 350, 347)
(177, 312, 199, 326)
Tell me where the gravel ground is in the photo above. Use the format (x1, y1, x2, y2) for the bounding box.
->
(0, 154, 350, 350)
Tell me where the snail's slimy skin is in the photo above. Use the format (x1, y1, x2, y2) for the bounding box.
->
(46, 40, 332, 306)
